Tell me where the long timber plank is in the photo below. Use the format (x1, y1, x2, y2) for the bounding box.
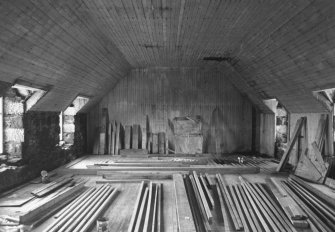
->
(173, 174, 197, 232)
(58, 166, 260, 175)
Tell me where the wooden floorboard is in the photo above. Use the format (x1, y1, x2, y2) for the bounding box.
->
(0, 155, 319, 232)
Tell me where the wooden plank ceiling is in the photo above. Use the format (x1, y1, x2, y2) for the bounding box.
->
(0, 0, 334, 113)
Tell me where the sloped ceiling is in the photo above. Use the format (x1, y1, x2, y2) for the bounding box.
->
(0, 0, 335, 113)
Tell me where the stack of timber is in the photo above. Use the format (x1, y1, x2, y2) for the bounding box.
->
(120, 123, 170, 156)
(93, 118, 121, 155)
(44, 184, 118, 232)
(269, 177, 308, 228)
(147, 132, 167, 155)
(31, 175, 74, 197)
(181, 172, 298, 232)
(183, 172, 212, 231)
(289, 175, 335, 209)
(281, 175, 335, 232)
(19, 179, 86, 224)
(128, 181, 162, 232)
(237, 176, 298, 232)
(124, 124, 142, 150)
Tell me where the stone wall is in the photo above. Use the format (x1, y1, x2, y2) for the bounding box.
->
(0, 110, 79, 192)
(4, 89, 24, 162)
(0, 89, 87, 192)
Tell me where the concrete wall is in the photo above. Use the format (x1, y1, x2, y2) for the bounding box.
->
(88, 67, 254, 154)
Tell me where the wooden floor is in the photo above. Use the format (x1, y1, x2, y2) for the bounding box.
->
(0, 154, 328, 232)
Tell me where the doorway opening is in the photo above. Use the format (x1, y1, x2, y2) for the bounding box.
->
(263, 99, 289, 159)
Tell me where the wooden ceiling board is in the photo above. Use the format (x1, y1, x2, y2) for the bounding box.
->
(0, 0, 335, 112)
(234, 0, 335, 112)
(0, 0, 130, 111)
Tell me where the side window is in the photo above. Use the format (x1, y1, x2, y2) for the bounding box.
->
(60, 95, 89, 147)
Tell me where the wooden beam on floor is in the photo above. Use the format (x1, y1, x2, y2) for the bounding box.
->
(217, 174, 243, 231)
(289, 174, 335, 209)
(54, 187, 95, 219)
(287, 180, 335, 230)
(157, 183, 162, 232)
(239, 178, 271, 232)
(256, 184, 298, 232)
(199, 174, 214, 209)
(193, 171, 212, 223)
(189, 175, 212, 231)
(20, 182, 85, 224)
(128, 181, 146, 232)
(236, 185, 262, 232)
(215, 184, 225, 223)
(74, 165, 260, 175)
(143, 182, 153, 232)
(31, 178, 73, 198)
(103, 174, 172, 180)
(173, 174, 197, 232)
(75, 188, 118, 232)
(151, 184, 158, 232)
(242, 180, 283, 232)
(229, 184, 250, 232)
(270, 177, 287, 197)
(134, 187, 149, 232)
(184, 175, 207, 232)
(65, 186, 115, 232)
(43, 184, 107, 232)
(94, 162, 190, 167)
(205, 173, 214, 188)
(250, 183, 292, 232)
(267, 178, 307, 224)
(281, 181, 330, 232)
